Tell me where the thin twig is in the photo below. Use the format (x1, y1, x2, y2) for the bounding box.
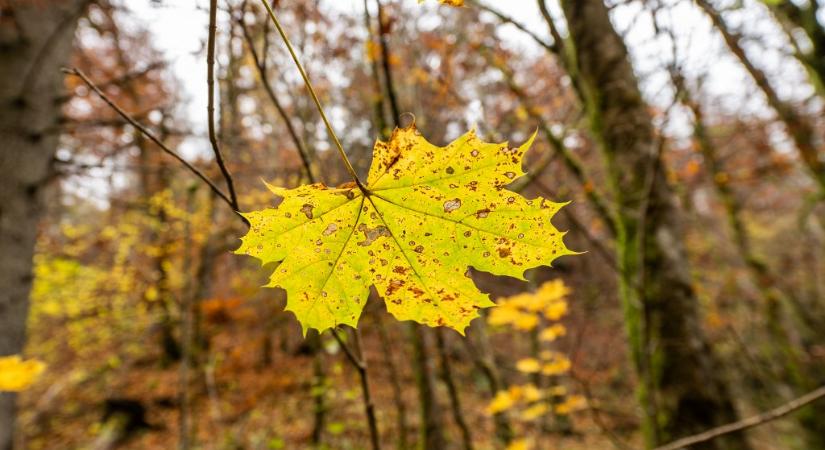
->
(207, 0, 241, 211)
(258, 0, 363, 187)
(469, 0, 556, 54)
(363, 0, 390, 138)
(331, 328, 381, 450)
(655, 385, 825, 450)
(63, 67, 246, 224)
(375, 0, 401, 125)
(236, 6, 316, 183)
(331, 328, 364, 370)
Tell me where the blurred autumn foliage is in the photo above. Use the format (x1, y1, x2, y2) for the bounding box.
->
(2, 0, 825, 449)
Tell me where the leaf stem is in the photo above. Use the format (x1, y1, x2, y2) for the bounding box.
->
(259, 0, 364, 188)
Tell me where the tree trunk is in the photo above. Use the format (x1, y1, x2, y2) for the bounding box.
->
(558, 1, 750, 448)
(0, 2, 86, 448)
(408, 324, 445, 449)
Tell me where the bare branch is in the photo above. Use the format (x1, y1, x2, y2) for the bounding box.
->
(207, 0, 241, 211)
(236, 6, 317, 183)
(63, 67, 247, 225)
(469, 0, 556, 54)
(655, 385, 825, 450)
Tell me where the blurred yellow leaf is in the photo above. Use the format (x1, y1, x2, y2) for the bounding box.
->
(543, 300, 568, 321)
(555, 394, 586, 414)
(521, 403, 549, 420)
(521, 383, 542, 402)
(516, 358, 541, 373)
(487, 390, 516, 414)
(365, 41, 381, 62)
(541, 354, 571, 376)
(506, 439, 531, 450)
(0, 355, 46, 392)
(539, 324, 566, 341)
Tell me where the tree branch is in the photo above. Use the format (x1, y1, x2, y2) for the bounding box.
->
(236, 6, 317, 183)
(469, 0, 556, 54)
(331, 327, 381, 450)
(207, 0, 241, 211)
(63, 67, 247, 225)
(655, 385, 825, 450)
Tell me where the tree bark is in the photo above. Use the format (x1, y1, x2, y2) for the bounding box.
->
(408, 324, 445, 449)
(557, 1, 750, 448)
(0, 1, 86, 448)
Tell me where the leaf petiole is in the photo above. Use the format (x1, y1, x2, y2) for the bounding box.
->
(258, 0, 366, 190)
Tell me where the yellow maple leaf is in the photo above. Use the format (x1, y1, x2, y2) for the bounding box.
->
(237, 125, 573, 334)
(0, 355, 46, 392)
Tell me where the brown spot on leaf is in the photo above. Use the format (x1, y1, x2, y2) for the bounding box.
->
(393, 266, 408, 275)
(300, 203, 314, 219)
(443, 198, 462, 213)
(357, 224, 391, 246)
(322, 223, 338, 236)
(446, 166, 454, 174)
(386, 279, 405, 296)
(476, 209, 490, 218)
(414, 245, 424, 253)
(504, 172, 516, 179)
(498, 247, 512, 258)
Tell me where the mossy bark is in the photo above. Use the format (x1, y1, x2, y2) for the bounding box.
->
(558, 1, 751, 448)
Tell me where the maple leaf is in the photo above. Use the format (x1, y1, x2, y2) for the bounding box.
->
(237, 125, 573, 334)
(0, 355, 46, 392)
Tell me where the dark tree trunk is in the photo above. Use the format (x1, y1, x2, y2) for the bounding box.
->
(0, 1, 86, 448)
(558, 1, 751, 448)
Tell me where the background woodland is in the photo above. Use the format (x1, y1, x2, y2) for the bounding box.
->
(1, 0, 825, 449)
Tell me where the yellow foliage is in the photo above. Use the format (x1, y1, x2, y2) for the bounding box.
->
(486, 390, 516, 414)
(506, 439, 531, 450)
(555, 395, 586, 415)
(0, 356, 46, 392)
(547, 385, 568, 396)
(365, 40, 381, 62)
(521, 403, 549, 420)
(543, 300, 568, 321)
(539, 324, 566, 341)
(521, 384, 542, 402)
(516, 358, 541, 374)
(540, 353, 571, 376)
